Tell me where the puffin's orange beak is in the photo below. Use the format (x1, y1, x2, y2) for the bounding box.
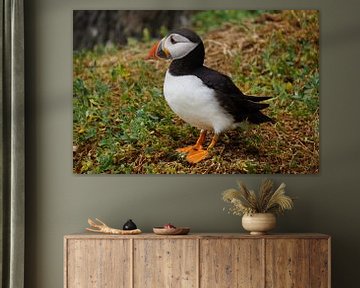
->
(146, 39, 171, 60)
(146, 41, 160, 59)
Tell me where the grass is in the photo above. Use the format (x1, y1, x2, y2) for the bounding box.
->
(191, 10, 265, 34)
(73, 10, 319, 174)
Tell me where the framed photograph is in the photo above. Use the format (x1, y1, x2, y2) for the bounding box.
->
(73, 10, 320, 174)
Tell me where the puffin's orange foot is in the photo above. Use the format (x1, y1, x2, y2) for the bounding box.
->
(186, 149, 209, 163)
(176, 145, 202, 154)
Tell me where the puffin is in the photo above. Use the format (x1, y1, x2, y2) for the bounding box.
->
(147, 28, 274, 163)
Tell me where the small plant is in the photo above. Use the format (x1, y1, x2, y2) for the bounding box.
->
(222, 179, 294, 216)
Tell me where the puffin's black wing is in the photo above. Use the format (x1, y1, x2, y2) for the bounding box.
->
(216, 91, 274, 124)
(192, 66, 274, 124)
(192, 66, 243, 95)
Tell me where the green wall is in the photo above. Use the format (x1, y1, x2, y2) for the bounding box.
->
(25, 0, 360, 287)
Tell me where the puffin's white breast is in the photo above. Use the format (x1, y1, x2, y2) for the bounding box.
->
(163, 70, 234, 133)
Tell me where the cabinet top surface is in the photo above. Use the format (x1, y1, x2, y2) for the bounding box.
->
(64, 232, 330, 240)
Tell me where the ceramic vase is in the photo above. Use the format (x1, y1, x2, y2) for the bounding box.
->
(242, 213, 276, 235)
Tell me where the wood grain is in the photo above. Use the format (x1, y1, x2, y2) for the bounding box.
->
(200, 239, 264, 288)
(133, 239, 197, 288)
(66, 239, 131, 288)
(310, 239, 330, 288)
(265, 239, 310, 288)
(64, 233, 330, 288)
(65, 233, 330, 240)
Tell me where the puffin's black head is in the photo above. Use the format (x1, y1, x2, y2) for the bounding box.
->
(147, 28, 204, 61)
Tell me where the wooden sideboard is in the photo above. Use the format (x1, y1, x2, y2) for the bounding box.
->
(64, 233, 330, 288)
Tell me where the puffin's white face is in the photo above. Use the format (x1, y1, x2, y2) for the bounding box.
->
(159, 33, 199, 60)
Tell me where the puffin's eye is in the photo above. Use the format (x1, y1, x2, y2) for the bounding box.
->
(170, 36, 176, 44)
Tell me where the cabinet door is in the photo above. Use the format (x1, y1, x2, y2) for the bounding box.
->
(266, 239, 310, 288)
(200, 239, 264, 288)
(134, 239, 198, 288)
(309, 239, 330, 288)
(265, 239, 329, 288)
(65, 239, 131, 288)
